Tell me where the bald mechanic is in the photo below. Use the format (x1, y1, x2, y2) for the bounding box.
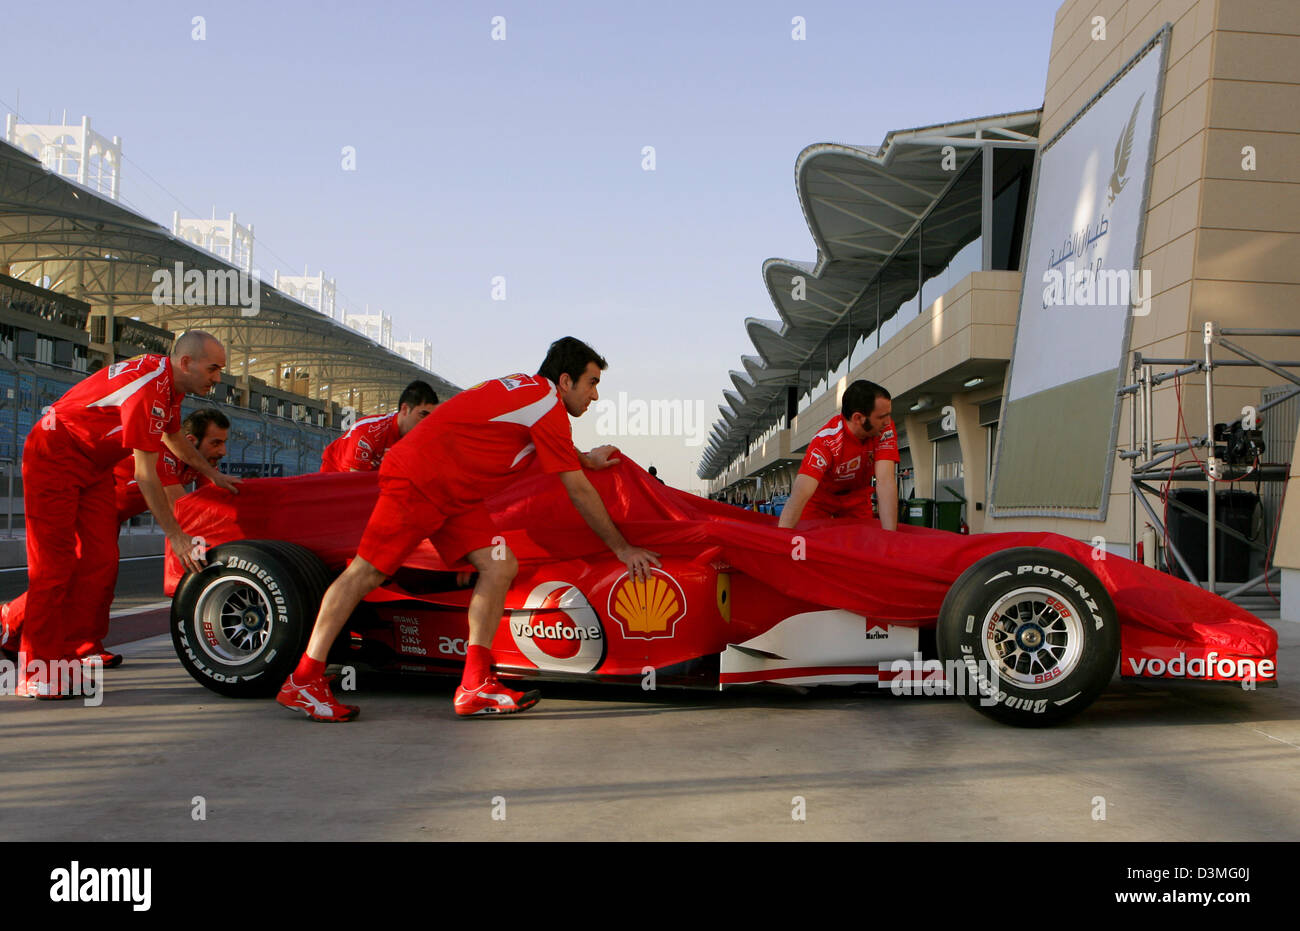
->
(778, 379, 900, 531)
(278, 336, 661, 721)
(14, 331, 240, 698)
(319, 379, 438, 472)
(1, 408, 230, 665)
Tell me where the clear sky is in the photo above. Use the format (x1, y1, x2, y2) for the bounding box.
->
(4, 0, 1060, 492)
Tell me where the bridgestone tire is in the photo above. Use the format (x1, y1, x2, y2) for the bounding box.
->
(171, 540, 329, 698)
(935, 547, 1119, 727)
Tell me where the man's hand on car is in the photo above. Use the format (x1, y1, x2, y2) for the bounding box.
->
(211, 472, 242, 494)
(171, 531, 207, 574)
(584, 445, 622, 469)
(617, 545, 662, 580)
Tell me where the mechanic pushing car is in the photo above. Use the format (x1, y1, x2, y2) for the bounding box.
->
(777, 379, 900, 531)
(1, 408, 231, 663)
(9, 331, 241, 698)
(277, 336, 661, 721)
(111, 407, 230, 522)
(318, 379, 439, 472)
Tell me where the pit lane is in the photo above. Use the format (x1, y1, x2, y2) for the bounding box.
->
(2, 574, 1298, 842)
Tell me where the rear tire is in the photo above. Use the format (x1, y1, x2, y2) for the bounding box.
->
(936, 547, 1119, 727)
(171, 541, 329, 698)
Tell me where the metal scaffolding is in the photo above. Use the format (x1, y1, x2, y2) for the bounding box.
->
(1119, 323, 1298, 599)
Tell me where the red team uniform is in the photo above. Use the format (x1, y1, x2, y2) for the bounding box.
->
(358, 373, 580, 575)
(113, 450, 204, 522)
(319, 411, 402, 472)
(797, 413, 900, 520)
(2, 450, 202, 651)
(16, 354, 183, 665)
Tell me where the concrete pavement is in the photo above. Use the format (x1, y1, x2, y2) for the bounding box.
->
(1, 618, 1297, 842)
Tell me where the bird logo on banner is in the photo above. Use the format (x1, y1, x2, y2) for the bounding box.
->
(1107, 93, 1144, 205)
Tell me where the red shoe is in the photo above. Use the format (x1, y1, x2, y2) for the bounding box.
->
(0, 603, 17, 658)
(277, 673, 360, 722)
(453, 675, 540, 716)
(20, 666, 81, 701)
(79, 652, 123, 669)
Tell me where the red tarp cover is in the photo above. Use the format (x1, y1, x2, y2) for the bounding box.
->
(170, 457, 1276, 658)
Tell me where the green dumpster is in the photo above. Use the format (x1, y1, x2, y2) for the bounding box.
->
(932, 489, 967, 533)
(903, 498, 933, 527)
(933, 500, 963, 533)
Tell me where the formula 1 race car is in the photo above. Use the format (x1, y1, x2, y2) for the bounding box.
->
(164, 460, 1278, 727)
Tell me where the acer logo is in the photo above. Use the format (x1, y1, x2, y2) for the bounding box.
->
(438, 636, 467, 656)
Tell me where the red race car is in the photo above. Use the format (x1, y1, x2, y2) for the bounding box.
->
(164, 460, 1277, 726)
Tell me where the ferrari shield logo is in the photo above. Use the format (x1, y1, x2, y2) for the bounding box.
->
(499, 374, 535, 391)
(607, 570, 687, 640)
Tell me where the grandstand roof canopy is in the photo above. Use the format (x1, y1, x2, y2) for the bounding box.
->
(0, 140, 458, 409)
(700, 110, 1040, 479)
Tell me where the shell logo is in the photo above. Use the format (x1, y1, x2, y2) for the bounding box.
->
(607, 569, 688, 640)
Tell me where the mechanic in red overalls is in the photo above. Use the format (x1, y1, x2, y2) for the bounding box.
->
(12, 331, 240, 698)
(319, 380, 438, 472)
(1, 408, 230, 662)
(112, 408, 230, 521)
(277, 337, 660, 721)
(778, 379, 900, 530)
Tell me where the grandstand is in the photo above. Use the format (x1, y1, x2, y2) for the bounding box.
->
(0, 132, 460, 542)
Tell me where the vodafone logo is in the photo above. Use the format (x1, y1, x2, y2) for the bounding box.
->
(507, 581, 605, 673)
(810, 449, 827, 471)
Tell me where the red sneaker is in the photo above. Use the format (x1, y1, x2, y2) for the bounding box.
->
(20, 665, 81, 701)
(79, 652, 123, 669)
(277, 673, 360, 722)
(0, 602, 17, 658)
(453, 675, 540, 716)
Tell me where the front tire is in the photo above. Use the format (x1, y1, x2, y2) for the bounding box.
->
(171, 541, 329, 697)
(936, 547, 1119, 726)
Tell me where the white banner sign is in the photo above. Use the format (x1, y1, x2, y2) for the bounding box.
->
(1007, 37, 1164, 402)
